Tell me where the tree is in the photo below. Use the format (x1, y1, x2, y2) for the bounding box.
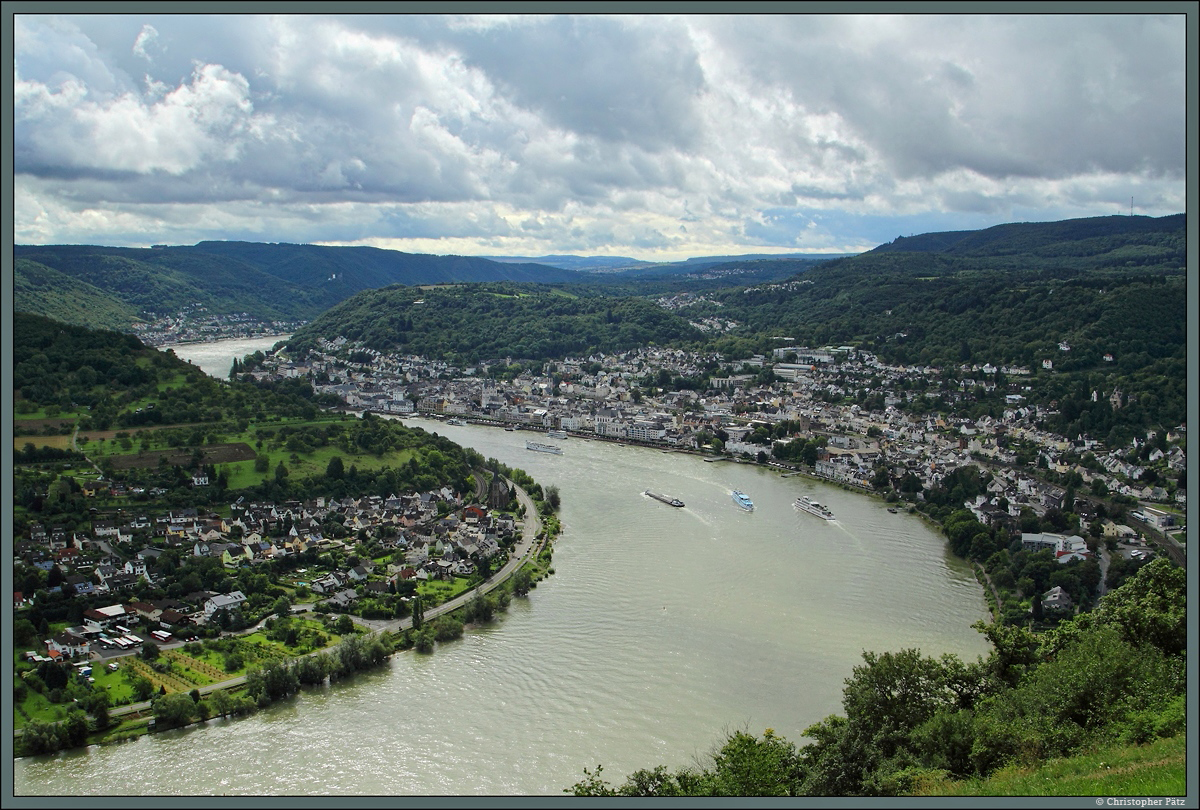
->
(128, 674, 156, 702)
(1093, 557, 1186, 657)
(411, 595, 425, 630)
(466, 590, 494, 623)
(86, 691, 111, 730)
(511, 569, 533, 597)
(335, 614, 354, 636)
(971, 624, 1181, 773)
(153, 692, 198, 729)
(413, 624, 436, 653)
(141, 640, 160, 662)
(209, 688, 234, 718)
(19, 719, 64, 755)
(13, 618, 39, 647)
(870, 466, 891, 490)
(705, 728, 804, 796)
(326, 456, 345, 480)
(62, 708, 90, 748)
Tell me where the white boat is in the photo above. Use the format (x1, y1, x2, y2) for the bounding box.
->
(795, 495, 835, 520)
(731, 490, 755, 511)
(526, 440, 563, 455)
(446, 418, 465, 426)
(547, 429, 568, 440)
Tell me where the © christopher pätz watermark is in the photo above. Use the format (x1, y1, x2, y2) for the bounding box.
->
(1094, 800, 1187, 806)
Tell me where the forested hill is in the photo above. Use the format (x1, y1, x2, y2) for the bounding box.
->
(13, 310, 480, 517)
(702, 212, 1186, 367)
(286, 283, 704, 363)
(870, 213, 1185, 261)
(13, 311, 332, 431)
(13, 242, 585, 332)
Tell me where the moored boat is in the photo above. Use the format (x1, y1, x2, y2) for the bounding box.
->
(526, 440, 563, 455)
(645, 490, 685, 508)
(731, 490, 755, 511)
(547, 429, 568, 440)
(794, 495, 835, 520)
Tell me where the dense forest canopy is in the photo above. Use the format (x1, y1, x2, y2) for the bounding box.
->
(286, 283, 707, 363)
(12, 312, 336, 430)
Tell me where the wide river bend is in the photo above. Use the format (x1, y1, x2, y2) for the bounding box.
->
(14, 338, 991, 796)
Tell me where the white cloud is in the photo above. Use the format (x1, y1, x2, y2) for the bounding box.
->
(132, 23, 159, 61)
(12, 13, 1188, 257)
(17, 61, 265, 176)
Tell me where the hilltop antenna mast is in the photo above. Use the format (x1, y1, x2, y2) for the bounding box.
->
(1130, 197, 1134, 216)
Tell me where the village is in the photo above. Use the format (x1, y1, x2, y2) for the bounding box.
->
(17, 485, 526, 667)
(13, 332, 1185, 669)
(258, 335, 1184, 540)
(130, 305, 303, 348)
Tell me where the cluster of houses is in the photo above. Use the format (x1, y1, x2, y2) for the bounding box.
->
(131, 305, 301, 348)
(247, 338, 1184, 535)
(16, 488, 523, 662)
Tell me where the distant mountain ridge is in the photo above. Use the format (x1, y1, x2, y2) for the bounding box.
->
(14, 213, 1184, 335)
(13, 241, 588, 331)
(870, 213, 1186, 257)
(481, 251, 854, 275)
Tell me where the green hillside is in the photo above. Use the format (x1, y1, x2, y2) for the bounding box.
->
(13, 245, 330, 325)
(13, 242, 585, 332)
(911, 732, 1185, 797)
(287, 282, 705, 363)
(190, 241, 586, 288)
(14, 259, 142, 332)
(872, 213, 1186, 259)
(12, 311, 481, 521)
(682, 214, 1187, 442)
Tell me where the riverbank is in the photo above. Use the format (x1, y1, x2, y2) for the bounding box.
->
(14, 477, 555, 759)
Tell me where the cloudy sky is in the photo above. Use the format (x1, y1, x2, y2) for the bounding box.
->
(12, 12, 1188, 259)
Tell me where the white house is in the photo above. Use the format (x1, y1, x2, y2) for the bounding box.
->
(203, 590, 247, 618)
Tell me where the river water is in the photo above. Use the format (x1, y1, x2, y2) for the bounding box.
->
(14, 340, 991, 797)
(160, 335, 292, 380)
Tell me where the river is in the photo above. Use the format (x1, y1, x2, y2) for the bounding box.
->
(160, 335, 292, 380)
(13, 340, 991, 797)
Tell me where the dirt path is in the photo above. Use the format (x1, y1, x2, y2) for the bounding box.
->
(974, 563, 1003, 620)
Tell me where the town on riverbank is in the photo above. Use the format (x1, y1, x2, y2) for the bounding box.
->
(259, 336, 1184, 550)
(12, 327, 1184, 756)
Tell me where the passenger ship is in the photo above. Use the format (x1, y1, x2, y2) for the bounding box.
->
(794, 495, 835, 521)
(526, 440, 563, 455)
(731, 490, 755, 511)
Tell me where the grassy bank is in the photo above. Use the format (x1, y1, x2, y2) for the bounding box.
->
(911, 733, 1186, 797)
